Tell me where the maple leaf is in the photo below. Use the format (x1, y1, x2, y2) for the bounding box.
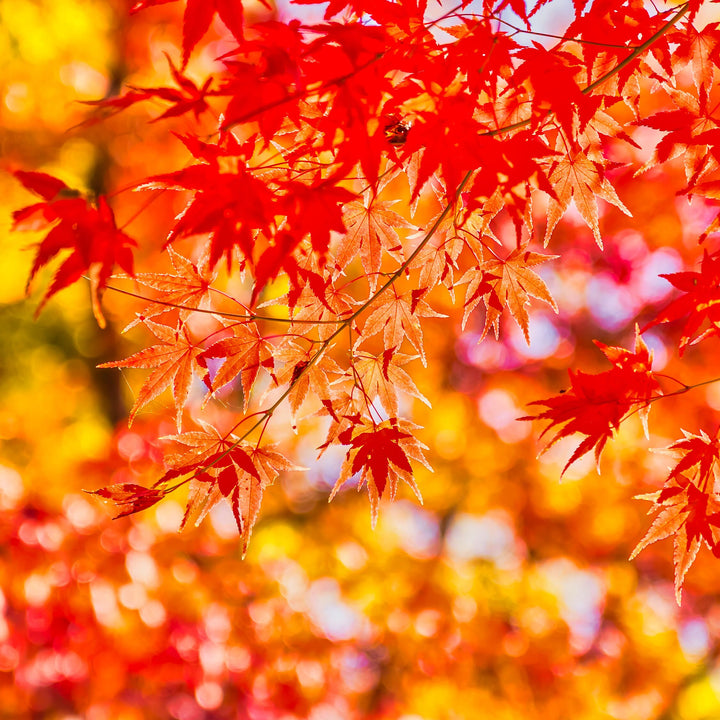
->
(182, 445, 268, 553)
(401, 94, 491, 204)
(658, 429, 720, 491)
(125, 246, 216, 331)
(251, 231, 303, 306)
(136, 159, 273, 272)
(524, 330, 660, 473)
(285, 275, 357, 341)
(353, 349, 429, 416)
(331, 418, 429, 527)
(87, 483, 168, 518)
(544, 146, 630, 247)
(299, 24, 392, 185)
(668, 22, 719, 93)
(159, 428, 259, 533)
(458, 266, 496, 331)
(199, 322, 275, 409)
(631, 475, 720, 604)
(218, 21, 308, 140)
(579, 109, 641, 160)
(160, 421, 231, 469)
(642, 250, 720, 353)
(413, 233, 463, 298)
(280, 181, 356, 256)
(316, 391, 364, 449)
(159, 426, 301, 552)
(514, 46, 602, 136)
(361, 288, 445, 366)
(335, 199, 411, 290)
(12, 170, 136, 327)
(559, 0, 674, 89)
(83, 54, 214, 123)
(241, 183, 353, 305)
(235, 444, 305, 553)
(408, 210, 474, 297)
(179, 0, 250, 68)
(270, 339, 343, 419)
(636, 87, 719, 187)
(459, 247, 558, 342)
(98, 320, 203, 430)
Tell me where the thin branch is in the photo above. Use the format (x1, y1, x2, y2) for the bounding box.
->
(583, 3, 688, 96)
(487, 14, 641, 49)
(99, 280, 348, 325)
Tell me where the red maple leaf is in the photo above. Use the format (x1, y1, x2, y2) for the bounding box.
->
(660, 429, 720, 491)
(637, 86, 719, 187)
(331, 418, 428, 526)
(524, 330, 660, 473)
(12, 170, 136, 327)
(513, 46, 602, 137)
(642, 250, 720, 353)
(83, 54, 214, 123)
(133, 0, 268, 68)
(136, 154, 273, 272)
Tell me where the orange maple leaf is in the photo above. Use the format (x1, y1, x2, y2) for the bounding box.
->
(125, 247, 215, 331)
(88, 483, 168, 518)
(632, 476, 720, 604)
(352, 349, 430, 416)
(285, 274, 358, 341)
(362, 288, 445, 365)
(544, 147, 630, 247)
(99, 320, 202, 430)
(336, 199, 411, 290)
(271, 340, 343, 418)
(460, 247, 558, 342)
(199, 322, 275, 409)
(160, 426, 302, 552)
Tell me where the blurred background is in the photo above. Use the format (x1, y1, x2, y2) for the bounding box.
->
(3, 1, 720, 718)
